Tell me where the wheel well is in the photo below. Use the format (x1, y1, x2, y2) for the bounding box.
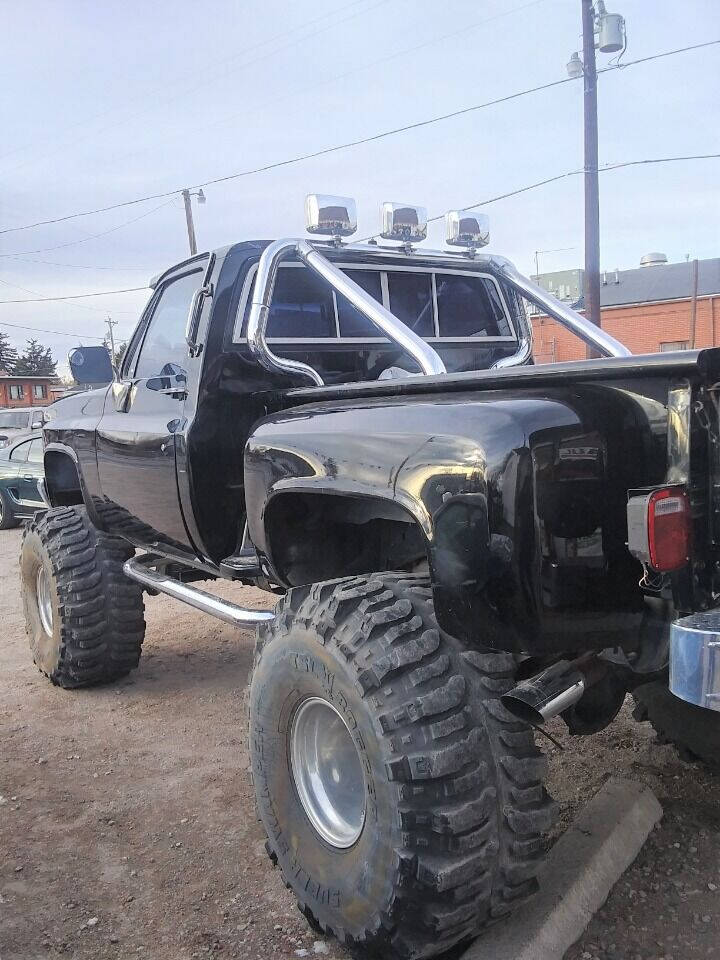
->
(44, 451, 84, 507)
(264, 491, 428, 586)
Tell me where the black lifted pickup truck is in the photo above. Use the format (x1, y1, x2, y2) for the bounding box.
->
(21, 196, 720, 959)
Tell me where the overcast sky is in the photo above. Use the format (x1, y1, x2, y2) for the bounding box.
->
(1, 0, 718, 371)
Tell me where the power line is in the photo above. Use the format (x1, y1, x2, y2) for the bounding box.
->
(0, 285, 147, 304)
(0, 319, 105, 341)
(0, 0, 379, 172)
(0, 198, 178, 257)
(2, 151, 718, 307)
(3, 39, 717, 238)
(2, 256, 147, 271)
(357, 152, 720, 239)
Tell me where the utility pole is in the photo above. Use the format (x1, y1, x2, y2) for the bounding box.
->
(581, 0, 601, 332)
(105, 316, 118, 360)
(181, 188, 206, 256)
(567, 3, 626, 347)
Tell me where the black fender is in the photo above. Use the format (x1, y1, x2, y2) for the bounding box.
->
(245, 385, 662, 655)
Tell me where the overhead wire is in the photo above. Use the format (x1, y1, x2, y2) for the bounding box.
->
(2, 38, 717, 238)
(2, 152, 718, 305)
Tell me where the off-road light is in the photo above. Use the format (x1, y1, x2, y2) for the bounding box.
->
(445, 210, 490, 248)
(380, 202, 428, 242)
(305, 195, 357, 237)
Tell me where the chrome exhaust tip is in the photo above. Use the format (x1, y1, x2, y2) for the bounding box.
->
(501, 660, 586, 725)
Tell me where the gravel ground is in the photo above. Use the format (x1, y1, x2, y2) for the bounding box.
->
(1, 526, 718, 960)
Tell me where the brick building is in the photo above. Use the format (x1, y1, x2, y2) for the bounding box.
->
(530, 255, 720, 363)
(0, 372, 60, 408)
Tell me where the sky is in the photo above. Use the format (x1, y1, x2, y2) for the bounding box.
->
(1, 0, 718, 373)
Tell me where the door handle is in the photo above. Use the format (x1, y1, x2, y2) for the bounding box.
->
(23, 475, 34, 481)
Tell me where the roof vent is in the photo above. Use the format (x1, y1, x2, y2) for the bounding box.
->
(640, 252, 668, 268)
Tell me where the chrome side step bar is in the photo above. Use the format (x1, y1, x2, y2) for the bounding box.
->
(123, 555, 275, 627)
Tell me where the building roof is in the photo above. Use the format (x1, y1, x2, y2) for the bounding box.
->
(0, 371, 57, 380)
(535, 257, 720, 309)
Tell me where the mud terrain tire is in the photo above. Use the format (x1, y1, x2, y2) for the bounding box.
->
(249, 573, 554, 959)
(633, 680, 720, 771)
(20, 505, 145, 688)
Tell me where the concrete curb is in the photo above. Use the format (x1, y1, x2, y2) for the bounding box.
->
(461, 776, 663, 960)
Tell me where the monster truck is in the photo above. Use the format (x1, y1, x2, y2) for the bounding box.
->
(21, 197, 720, 958)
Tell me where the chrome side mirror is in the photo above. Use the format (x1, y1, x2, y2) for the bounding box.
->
(380, 202, 427, 242)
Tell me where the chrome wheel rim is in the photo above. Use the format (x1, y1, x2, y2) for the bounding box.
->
(36, 565, 54, 636)
(290, 696, 366, 848)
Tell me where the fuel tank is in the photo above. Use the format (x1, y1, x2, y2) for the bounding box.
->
(246, 380, 671, 655)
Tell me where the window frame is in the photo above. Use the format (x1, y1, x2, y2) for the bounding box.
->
(9, 384, 24, 400)
(123, 266, 205, 379)
(33, 384, 46, 399)
(9, 439, 31, 462)
(232, 261, 517, 345)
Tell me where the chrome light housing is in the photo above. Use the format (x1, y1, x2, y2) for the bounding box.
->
(446, 210, 490, 248)
(305, 194, 357, 237)
(380, 202, 428, 242)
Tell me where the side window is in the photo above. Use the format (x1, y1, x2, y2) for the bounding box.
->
(27, 438, 44, 463)
(436, 274, 512, 338)
(267, 267, 335, 339)
(336, 270, 384, 337)
(10, 440, 30, 462)
(387, 272, 434, 337)
(133, 271, 201, 379)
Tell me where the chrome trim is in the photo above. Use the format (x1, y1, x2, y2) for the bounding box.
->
(380, 202, 428, 242)
(185, 253, 215, 356)
(246, 239, 447, 384)
(305, 194, 357, 237)
(670, 612, 720, 712)
(495, 259, 631, 359)
(123, 555, 275, 627)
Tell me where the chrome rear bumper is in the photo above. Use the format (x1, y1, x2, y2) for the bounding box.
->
(670, 612, 720, 711)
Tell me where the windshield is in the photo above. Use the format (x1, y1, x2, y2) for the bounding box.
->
(0, 411, 30, 429)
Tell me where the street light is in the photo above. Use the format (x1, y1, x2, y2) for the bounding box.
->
(181, 188, 207, 256)
(566, 1, 627, 341)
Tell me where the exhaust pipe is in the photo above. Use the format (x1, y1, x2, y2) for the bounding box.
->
(501, 660, 586, 725)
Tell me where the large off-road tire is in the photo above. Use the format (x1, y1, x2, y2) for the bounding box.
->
(249, 574, 554, 959)
(20, 505, 145, 688)
(633, 680, 720, 771)
(0, 487, 19, 529)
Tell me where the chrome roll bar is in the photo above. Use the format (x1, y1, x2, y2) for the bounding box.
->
(494, 258, 631, 359)
(246, 239, 447, 385)
(244, 240, 631, 386)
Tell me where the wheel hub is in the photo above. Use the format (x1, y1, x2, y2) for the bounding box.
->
(36, 565, 54, 636)
(290, 696, 366, 848)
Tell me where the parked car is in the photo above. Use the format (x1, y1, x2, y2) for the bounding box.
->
(0, 407, 52, 448)
(0, 434, 46, 528)
(18, 196, 720, 959)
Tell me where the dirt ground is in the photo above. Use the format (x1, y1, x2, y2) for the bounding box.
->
(1, 527, 718, 960)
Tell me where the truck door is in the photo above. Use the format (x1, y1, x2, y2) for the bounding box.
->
(95, 266, 203, 550)
(17, 437, 46, 510)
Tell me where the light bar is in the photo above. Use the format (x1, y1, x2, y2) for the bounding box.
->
(446, 210, 490, 248)
(305, 194, 357, 237)
(380, 202, 428, 242)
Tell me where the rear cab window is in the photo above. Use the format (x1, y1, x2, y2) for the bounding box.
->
(236, 262, 516, 343)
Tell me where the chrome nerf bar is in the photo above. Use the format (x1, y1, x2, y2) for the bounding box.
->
(123, 555, 275, 627)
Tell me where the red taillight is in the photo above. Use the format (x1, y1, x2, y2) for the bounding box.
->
(648, 488, 691, 572)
